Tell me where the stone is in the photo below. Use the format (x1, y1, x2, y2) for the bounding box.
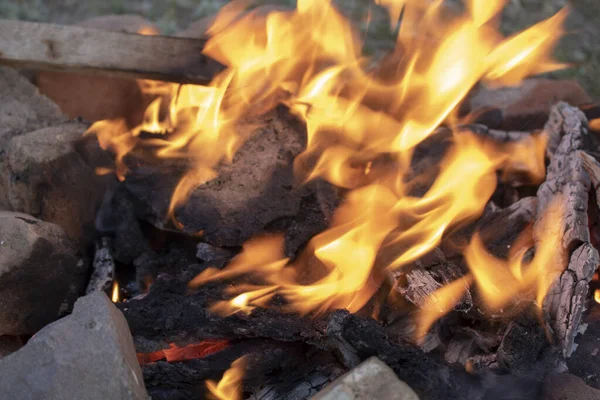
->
(468, 79, 592, 131)
(0, 292, 148, 400)
(0, 66, 66, 209)
(1, 121, 113, 245)
(541, 373, 600, 400)
(35, 15, 159, 124)
(0, 67, 64, 137)
(0, 212, 81, 335)
(312, 357, 420, 400)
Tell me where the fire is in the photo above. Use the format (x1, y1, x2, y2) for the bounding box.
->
(206, 356, 247, 400)
(111, 281, 119, 303)
(136, 340, 230, 365)
(595, 289, 600, 304)
(88, 1, 569, 334)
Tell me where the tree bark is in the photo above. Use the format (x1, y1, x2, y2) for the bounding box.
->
(535, 102, 600, 357)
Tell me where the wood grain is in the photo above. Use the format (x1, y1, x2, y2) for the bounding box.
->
(0, 19, 222, 84)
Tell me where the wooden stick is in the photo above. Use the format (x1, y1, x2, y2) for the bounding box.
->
(0, 19, 223, 84)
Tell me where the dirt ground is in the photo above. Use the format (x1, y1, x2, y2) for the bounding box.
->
(1, 0, 598, 98)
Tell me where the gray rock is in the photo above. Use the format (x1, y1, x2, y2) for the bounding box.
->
(0, 212, 82, 335)
(541, 373, 600, 400)
(0, 292, 148, 400)
(312, 357, 420, 400)
(2, 121, 113, 246)
(0, 67, 64, 139)
(0, 66, 65, 209)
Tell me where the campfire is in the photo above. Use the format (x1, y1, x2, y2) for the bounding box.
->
(1, 0, 600, 399)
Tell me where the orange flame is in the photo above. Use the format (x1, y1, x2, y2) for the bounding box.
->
(595, 289, 600, 304)
(89, 1, 568, 327)
(111, 281, 120, 303)
(206, 356, 247, 400)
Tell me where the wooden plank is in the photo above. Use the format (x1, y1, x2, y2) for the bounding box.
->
(0, 19, 223, 84)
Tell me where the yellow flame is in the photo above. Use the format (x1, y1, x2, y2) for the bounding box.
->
(89, 1, 568, 327)
(206, 356, 247, 400)
(465, 200, 565, 310)
(595, 289, 600, 304)
(416, 275, 473, 341)
(111, 282, 120, 303)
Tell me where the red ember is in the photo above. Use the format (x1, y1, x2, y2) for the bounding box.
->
(136, 339, 230, 365)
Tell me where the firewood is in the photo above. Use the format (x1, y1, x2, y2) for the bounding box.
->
(535, 102, 600, 357)
(389, 248, 473, 313)
(85, 237, 115, 295)
(0, 20, 222, 84)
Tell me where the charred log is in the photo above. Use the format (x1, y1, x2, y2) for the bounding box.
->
(535, 102, 600, 356)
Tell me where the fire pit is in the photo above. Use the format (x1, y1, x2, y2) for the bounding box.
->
(1, 1, 600, 399)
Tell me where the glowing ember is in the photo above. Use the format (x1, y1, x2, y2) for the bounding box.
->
(111, 282, 120, 303)
(595, 290, 600, 304)
(136, 340, 230, 365)
(88, 0, 569, 338)
(206, 356, 247, 400)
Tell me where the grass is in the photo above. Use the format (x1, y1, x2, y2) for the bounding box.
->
(1, 0, 598, 98)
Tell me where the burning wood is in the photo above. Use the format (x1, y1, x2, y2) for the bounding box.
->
(535, 103, 600, 356)
(136, 340, 230, 365)
(3, 0, 600, 399)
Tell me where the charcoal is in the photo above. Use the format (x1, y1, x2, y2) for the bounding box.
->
(282, 189, 335, 258)
(95, 189, 151, 264)
(196, 242, 233, 262)
(495, 315, 549, 373)
(312, 357, 420, 400)
(0, 336, 22, 359)
(0, 292, 148, 399)
(143, 340, 339, 400)
(121, 269, 326, 349)
(121, 108, 309, 247)
(251, 371, 332, 400)
(0, 211, 83, 335)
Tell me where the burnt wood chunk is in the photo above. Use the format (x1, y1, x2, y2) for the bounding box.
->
(122, 109, 319, 247)
(535, 102, 600, 356)
(390, 248, 473, 313)
(0, 20, 222, 84)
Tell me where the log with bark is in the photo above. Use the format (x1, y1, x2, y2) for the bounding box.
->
(0, 20, 222, 84)
(535, 102, 600, 357)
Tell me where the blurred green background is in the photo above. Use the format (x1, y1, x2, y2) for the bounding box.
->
(1, 0, 597, 98)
